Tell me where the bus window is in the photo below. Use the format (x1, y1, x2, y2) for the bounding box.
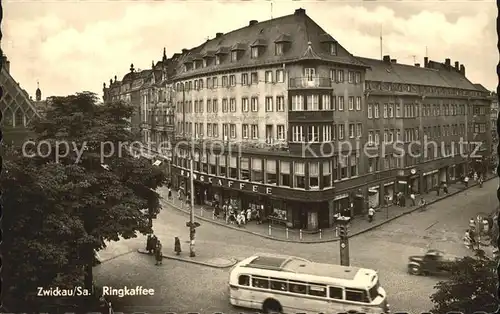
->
(345, 288, 369, 303)
(270, 280, 287, 291)
(238, 275, 250, 286)
(289, 281, 307, 294)
(252, 277, 269, 289)
(308, 284, 326, 297)
(329, 286, 343, 299)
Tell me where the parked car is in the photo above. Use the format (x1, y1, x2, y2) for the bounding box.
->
(407, 249, 459, 276)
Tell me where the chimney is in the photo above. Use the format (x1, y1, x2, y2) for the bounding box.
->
(215, 32, 223, 38)
(454, 61, 459, 70)
(383, 55, 391, 63)
(390, 59, 397, 63)
(249, 20, 258, 26)
(424, 57, 429, 68)
(445, 58, 451, 67)
(295, 8, 306, 15)
(182, 49, 188, 54)
(415, 63, 420, 67)
(460, 64, 465, 76)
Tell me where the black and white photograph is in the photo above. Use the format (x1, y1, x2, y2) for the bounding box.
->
(1, 0, 498, 313)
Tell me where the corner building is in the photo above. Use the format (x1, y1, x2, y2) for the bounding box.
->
(171, 8, 491, 230)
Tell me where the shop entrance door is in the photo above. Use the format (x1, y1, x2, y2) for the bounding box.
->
(299, 208, 308, 229)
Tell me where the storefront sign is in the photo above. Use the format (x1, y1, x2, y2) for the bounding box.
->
(334, 193, 349, 201)
(179, 170, 272, 195)
(423, 170, 438, 176)
(398, 180, 407, 184)
(384, 181, 394, 186)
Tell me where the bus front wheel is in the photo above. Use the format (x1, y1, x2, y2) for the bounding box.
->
(262, 298, 282, 314)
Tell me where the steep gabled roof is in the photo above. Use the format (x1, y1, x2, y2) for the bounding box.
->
(173, 9, 365, 79)
(358, 57, 478, 90)
(473, 83, 489, 93)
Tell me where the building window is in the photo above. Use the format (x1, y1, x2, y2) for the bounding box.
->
(230, 124, 236, 138)
(294, 162, 306, 189)
(242, 73, 249, 85)
(309, 162, 319, 189)
(322, 95, 331, 110)
(212, 99, 218, 112)
(276, 69, 284, 82)
(323, 161, 331, 188)
(222, 76, 228, 87)
(231, 51, 238, 62)
(222, 98, 228, 112)
(338, 96, 344, 111)
(292, 126, 304, 142)
(349, 124, 355, 138)
(265, 124, 273, 143)
(251, 158, 263, 183)
(229, 156, 237, 178)
(251, 97, 259, 112)
(350, 154, 358, 177)
(356, 97, 361, 110)
(388, 103, 394, 117)
(337, 70, 344, 83)
(280, 161, 291, 187)
(251, 47, 259, 58)
(242, 97, 249, 112)
(275, 43, 284, 56)
(212, 77, 218, 87)
(276, 96, 285, 111)
(222, 123, 229, 140)
(292, 95, 304, 111)
(348, 71, 354, 83)
(308, 126, 319, 142)
(330, 43, 337, 55)
(368, 104, 373, 118)
(218, 156, 226, 176)
(240, 157, 250, 180)
(266, 160, 277, 185)
(215, 55, 221, 65)
(374, 103, 380, 118)
(230, 75, 236, 86)
(323, 125, 332, 142)
(356, 123, 362, 138)
(209, 154, 217, 175)
(242, 124, 249, 138)
(338, 124, 345, 139)
(213, 123, 219, 137)
(265, 71, 273, 83)
(340, 156, 348, 179)
(277, 125, 285, 140)
(265, 97, 273, 112)
(348, 97, 354, 110)
(332, 156, 338, 181)
(355, 72, 361, 84)
(383, 103, 388, 118)
(330, 69, 337, 81)
(307, 95, 319, 110)
(251, 124, 259, 139)
(368, 131, 374, 145)
(230, 98, 236, 112)
(251, 72, 258, 84)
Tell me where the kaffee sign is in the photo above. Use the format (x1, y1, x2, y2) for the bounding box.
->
(179, 170, 273, 195)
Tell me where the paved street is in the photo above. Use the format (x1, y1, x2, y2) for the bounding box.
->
(95, 178, 498, 313)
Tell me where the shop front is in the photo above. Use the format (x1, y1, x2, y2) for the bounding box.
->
(448, 165, 457, 182)
(422, 170, 439, 193)
(438, 166, 448, 183)
(368, 185, 380, 208)
(333, 193, 350, 214)
(383, 182, 394, 205)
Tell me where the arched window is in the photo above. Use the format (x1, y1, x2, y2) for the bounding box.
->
(14, 109, 24, 127)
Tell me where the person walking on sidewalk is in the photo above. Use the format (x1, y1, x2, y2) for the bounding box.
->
(435, 184, 440, 196)
(410, 193, 416, 206)
(419, 198, 427, 211)
(168, 187, 172, 200)
(155, 240, 163, 265)
(479, 176, 484, 188)
(368, 207, 375, 222)
(443, 182, 449, 194)
(464, 175, 469, 187)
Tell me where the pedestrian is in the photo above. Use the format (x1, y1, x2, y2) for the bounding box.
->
(255, 208, 261, 224)
(419, 198, 426, 211)
(435, 185, 440, 196)
(410, 193, 416, 206)
(464, 176, 469, 187)
(174, 237, 181, 255)
(168, 187, 172, 200)
(474, 172, 478, 182)
(146, 234, 154, 254)
(155, 240, 163, 265)
(479, 176, 483, 188)
(443, 183, 448, 194)
(246, 208, 252, 222)
(368, 207, 375, 222)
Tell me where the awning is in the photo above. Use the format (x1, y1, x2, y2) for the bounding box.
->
(334, 193, 349, 201)
(384, 181, 394, 186)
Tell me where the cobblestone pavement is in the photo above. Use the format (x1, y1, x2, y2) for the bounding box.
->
(95, 178, 498, 313)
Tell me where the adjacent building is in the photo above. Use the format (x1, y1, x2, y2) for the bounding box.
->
(0, 50, 42, 146)
(488, 91, 498, 167)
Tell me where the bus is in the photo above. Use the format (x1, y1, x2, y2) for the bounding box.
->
(229, 254, 390, 313)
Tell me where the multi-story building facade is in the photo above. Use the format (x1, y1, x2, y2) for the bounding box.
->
(103, 49, 177, 174)
(0, 50, 42, 146)
(168, 8, 490, 230)
(488, 91, 498, 167)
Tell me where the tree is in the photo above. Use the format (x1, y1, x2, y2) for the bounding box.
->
(2, 92, 167, 311)
(429, 253, 499, 313)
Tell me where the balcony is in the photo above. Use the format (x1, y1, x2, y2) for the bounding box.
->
(289, 77, 332, 89)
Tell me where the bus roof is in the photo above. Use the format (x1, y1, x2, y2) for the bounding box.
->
(239, 254, 377, 287)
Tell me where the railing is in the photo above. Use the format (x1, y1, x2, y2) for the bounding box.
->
(289, 77, 332, 89)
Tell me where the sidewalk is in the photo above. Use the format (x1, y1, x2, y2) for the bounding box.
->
(163, 174, 496, 243)
(136, 248, 237, 269)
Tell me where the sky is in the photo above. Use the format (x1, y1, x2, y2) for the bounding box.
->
(3, 0, 498, 99)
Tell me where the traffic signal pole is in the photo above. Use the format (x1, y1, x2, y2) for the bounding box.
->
(338, 217, 351, 266)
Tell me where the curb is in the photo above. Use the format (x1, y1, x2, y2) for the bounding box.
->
(165, 176, 496, 244)
(136, 249, 238, 269)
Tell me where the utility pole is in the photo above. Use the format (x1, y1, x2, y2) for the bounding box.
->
(338, 217, 351, 266)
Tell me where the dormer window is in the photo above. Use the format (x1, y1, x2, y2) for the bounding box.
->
(275, 43, 284, 56)
(215, 55, 221, 65)
(231, 51, 238, 62)
(251, 47, 259, 58)
(330, 43, 337, 56)
(203, 59, 207, 67)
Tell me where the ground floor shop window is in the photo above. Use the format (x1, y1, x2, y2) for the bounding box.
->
(201, 152, 208, 173)
(266, 159, 277, 185)
(294, 162, 306, 188)
(240, 157, 250, 180)
(229, 156, 237, 179)
(323, 160, 331, 187)
(252, 158, 263, 183)
(350, 155, 358, 177)
(280, 161, 291, 187)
